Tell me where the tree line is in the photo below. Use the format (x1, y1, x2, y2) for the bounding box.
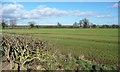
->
(0, 18, 120, 29)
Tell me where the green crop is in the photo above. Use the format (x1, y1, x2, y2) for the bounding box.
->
(1, 33, 118, 71)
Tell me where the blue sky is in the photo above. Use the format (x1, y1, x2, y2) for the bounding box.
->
(1, 2, 118, 25)
(2, 0, 119, 2)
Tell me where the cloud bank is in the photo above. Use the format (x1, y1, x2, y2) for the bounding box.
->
(1, 4, 69, 19)
(1, 3, 113, 20)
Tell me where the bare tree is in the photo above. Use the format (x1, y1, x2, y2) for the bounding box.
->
(10, 19, 16, 28)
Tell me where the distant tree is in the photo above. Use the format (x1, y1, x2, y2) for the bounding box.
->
(79, 18, 89, 28)
(111, 24, 119, 28)
(83, 18, 89, 28)
(91, 24, 97, 28)
(79, 20, 83, 27)
(36, 25, 39, 28)
(1, 20, 7, 29)
(30, 24, 34, 28)
(57, 22, 62, 27)
(28, 21, 35, 28)
(73, 22, 78, 26)
(101, 25, 110, 28)
(10, 19, 16, 28)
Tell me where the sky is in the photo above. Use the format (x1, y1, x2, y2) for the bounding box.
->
(0, 2, 119, 25)
(2, 0, 120, 2)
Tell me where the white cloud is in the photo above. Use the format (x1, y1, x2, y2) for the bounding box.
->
(71, 10, 97, 16)
(111, 3, 120, 8)
(0, 3, 24, 19)
(33, 5, 68, 18)
(1, 3, 114, 20)
(96, 14, 112, 18)
(1, 4, 69, 19)
(1, 3, 23, 13)
(71, 10, 114, 18)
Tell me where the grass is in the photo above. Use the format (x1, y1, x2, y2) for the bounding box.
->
(3, 28, 118, 65)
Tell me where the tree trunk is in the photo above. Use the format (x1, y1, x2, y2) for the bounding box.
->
(18, 63, 20, 72)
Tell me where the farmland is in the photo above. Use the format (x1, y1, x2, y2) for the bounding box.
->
(2, 28, 118, 66)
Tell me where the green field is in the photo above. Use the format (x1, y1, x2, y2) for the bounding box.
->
(3, 28, 118, 66)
